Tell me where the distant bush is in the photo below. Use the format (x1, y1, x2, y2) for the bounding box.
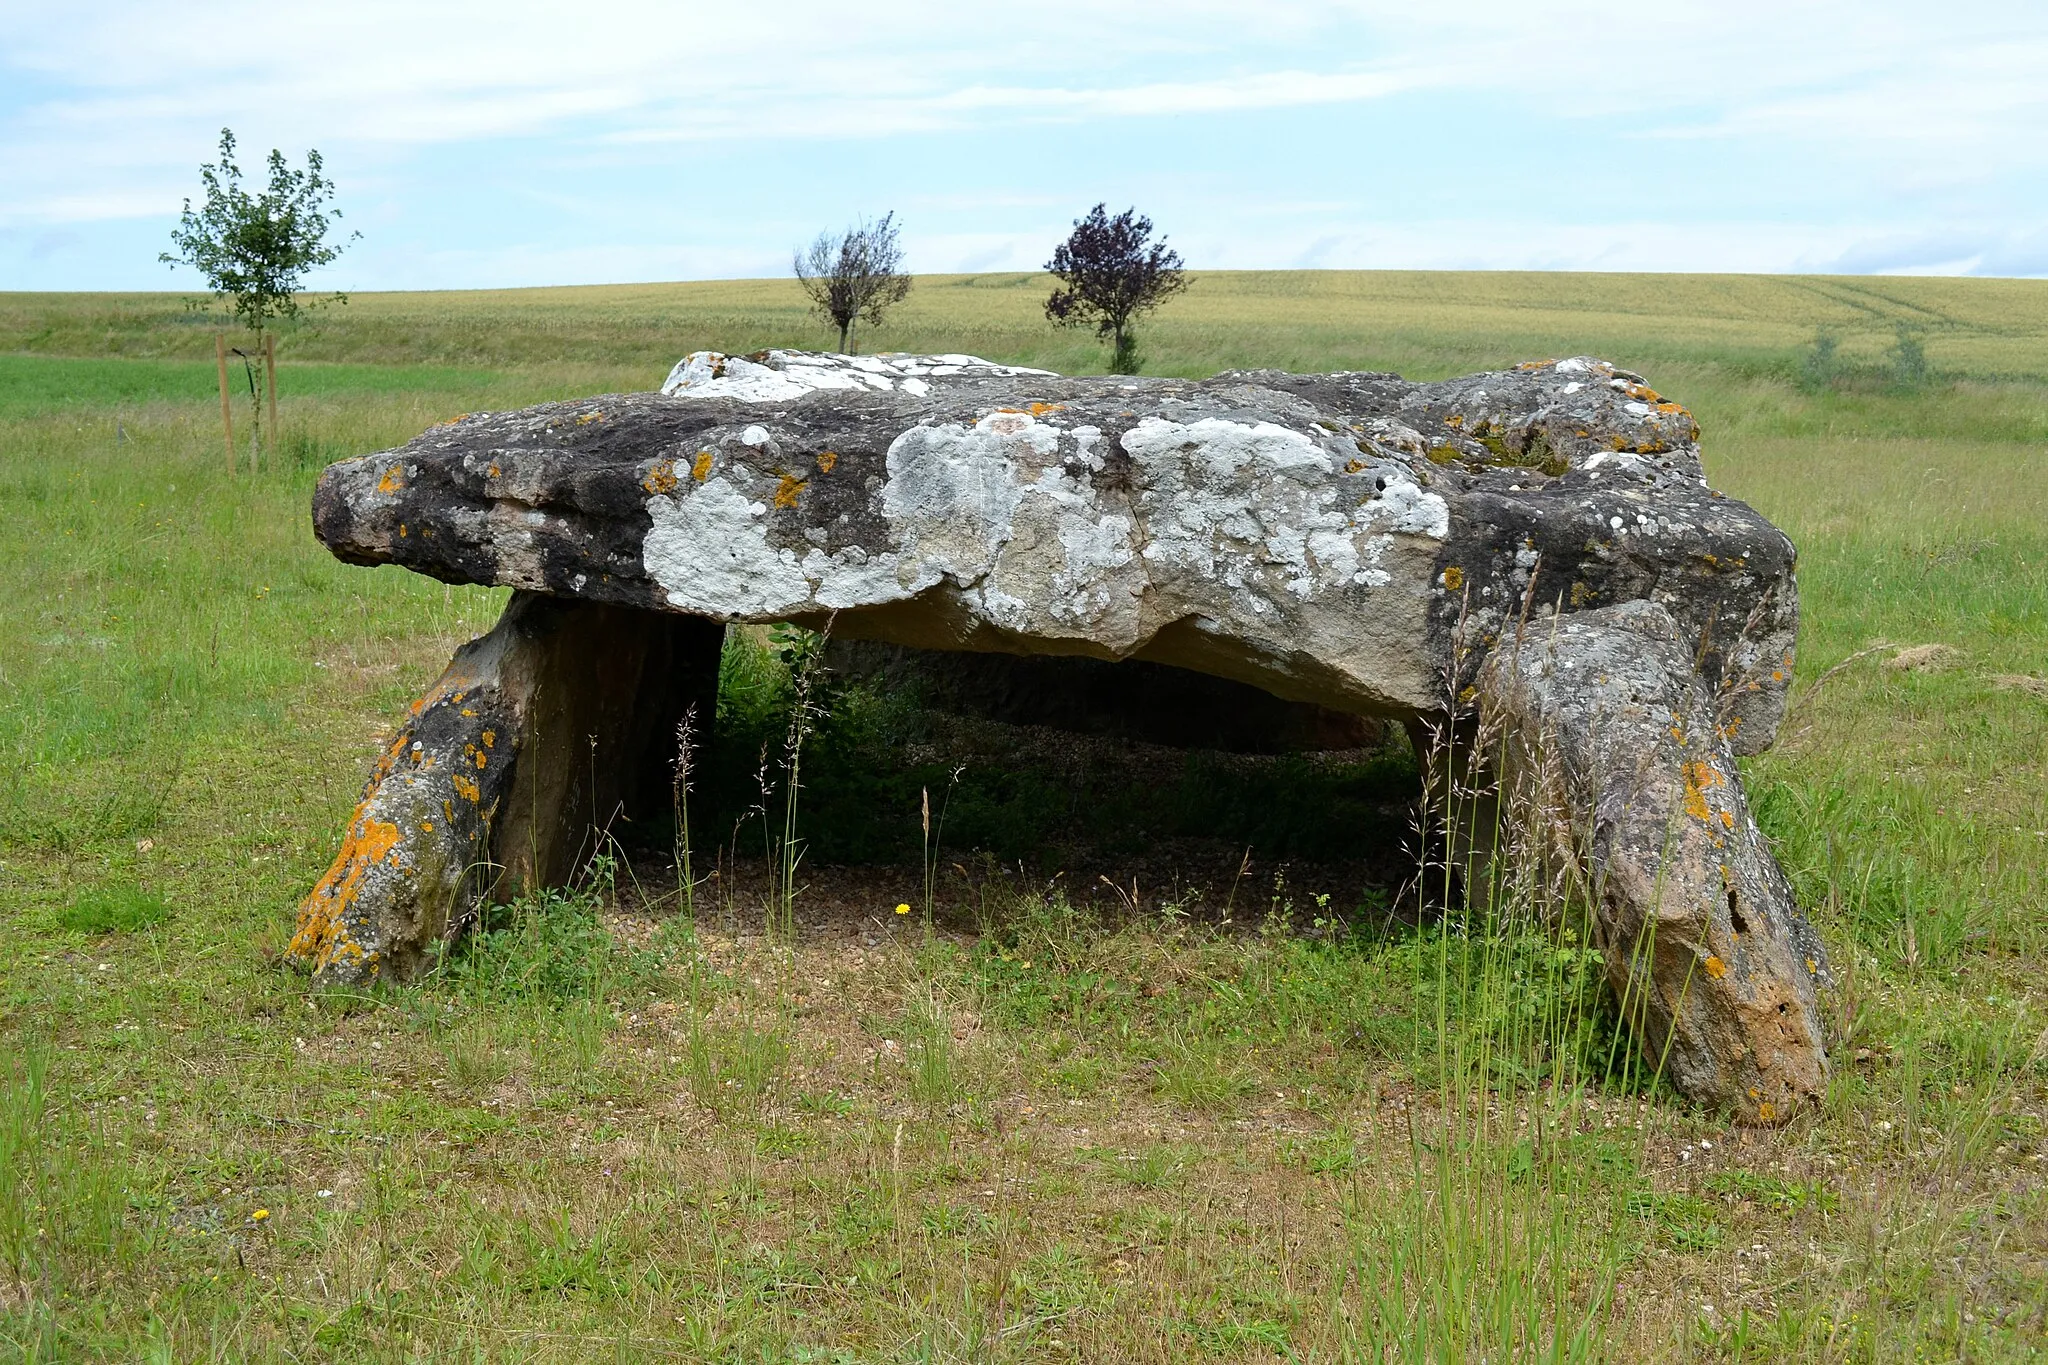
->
(1798, 330, 1840, 390)
(57, 888, 170, 935)
(1889, 323, 1929, 388)
(1798, 322, 1936, 393)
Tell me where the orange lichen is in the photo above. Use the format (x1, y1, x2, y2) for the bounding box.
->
(289, 812, 404, 968)
(1441, 566, 1464, 591)
(576, 410, 605, 425)
(691, 451, 713, 482)
(816, 450, 838, 473)
(377, 465, 407, 494)
(642, 460, 679, 495)
(1027, 402, 1066, 417)
(774, 474, 806, 508)
(481, 729, 496, 747)
(1703, 954, 1728, 980)
(1682, 760, 1722, 822)
(452, 774, 481, 803)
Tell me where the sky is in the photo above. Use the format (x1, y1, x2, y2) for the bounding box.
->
(3, 1, 2047, 292)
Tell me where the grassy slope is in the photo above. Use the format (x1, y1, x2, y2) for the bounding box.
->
(0, 273, 2044, 1361)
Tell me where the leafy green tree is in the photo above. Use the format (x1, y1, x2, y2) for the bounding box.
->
(161, 127, 358, 433)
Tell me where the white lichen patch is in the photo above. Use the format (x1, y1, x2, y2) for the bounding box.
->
(643, 477, 814, 618)
(881, 410, 1058, 590)
(661, 350, 1054, 402)
(1356, 477, 1451, 540)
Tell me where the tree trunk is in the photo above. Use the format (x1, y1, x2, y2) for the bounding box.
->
(838, 318, 851, 354)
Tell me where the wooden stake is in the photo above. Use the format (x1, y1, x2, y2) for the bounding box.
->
(215, 332, 235, 474)
(264, 332, 278, 448)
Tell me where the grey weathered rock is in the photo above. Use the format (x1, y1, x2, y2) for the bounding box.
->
(1475, 601, 1827, 1122)
(295, 348, 1824, 1115)
(315, 349, 1796, 739)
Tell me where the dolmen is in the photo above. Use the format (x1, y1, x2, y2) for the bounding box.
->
(291, 348, 1828, 1121)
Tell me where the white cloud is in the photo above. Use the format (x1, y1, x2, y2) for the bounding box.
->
(4, 1, 2046, 276)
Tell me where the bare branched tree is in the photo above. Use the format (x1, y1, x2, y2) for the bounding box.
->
(793, 212, 912, 354)
(1044, 203, 1186, 374)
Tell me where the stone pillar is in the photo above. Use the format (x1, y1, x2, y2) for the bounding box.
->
(1474, 601, 1828, 1122)
(288, 593, 722, 985)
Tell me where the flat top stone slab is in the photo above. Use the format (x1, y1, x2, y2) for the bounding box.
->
(314, 350, 1796, 742)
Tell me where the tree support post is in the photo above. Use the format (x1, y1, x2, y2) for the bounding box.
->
(265, 332, 279, 452)
(214, 332, 235, 474)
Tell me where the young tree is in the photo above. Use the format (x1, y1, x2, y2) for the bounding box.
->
(1044, 203, 1187, 374)
(161, 128, 358, 440)
(793, 212, 912, 354)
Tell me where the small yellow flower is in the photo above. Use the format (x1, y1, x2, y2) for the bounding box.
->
(895, 903, 911, 915)
(251, 1208, 270, 1222)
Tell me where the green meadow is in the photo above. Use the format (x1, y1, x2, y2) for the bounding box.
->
(1, 272, 2044, 1361)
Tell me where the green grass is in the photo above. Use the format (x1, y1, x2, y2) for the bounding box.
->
(0, 272, 2044, 1360)
(54, 888, 171, 936)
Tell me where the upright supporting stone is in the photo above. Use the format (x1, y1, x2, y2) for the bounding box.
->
(289, 593, 721, 985)
(1475, 601, 1828, 1121)
(489, 597, 723, 894)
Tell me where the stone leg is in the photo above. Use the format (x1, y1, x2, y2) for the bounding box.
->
(289, 593, 723, 985)
(1475, 600, 1828, 1122)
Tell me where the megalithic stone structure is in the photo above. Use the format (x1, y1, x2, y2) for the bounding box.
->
(292, 348, 1826, 1120)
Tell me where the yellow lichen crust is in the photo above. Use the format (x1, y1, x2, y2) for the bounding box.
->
(287, 642, 520, 985)
(641, 459, 679, 495)
(288, 810, 402, 976)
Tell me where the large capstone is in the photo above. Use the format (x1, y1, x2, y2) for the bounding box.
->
(294, 348, 1825, 1120)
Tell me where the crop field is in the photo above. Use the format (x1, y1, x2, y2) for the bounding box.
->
(1, 270, 2045, 1361)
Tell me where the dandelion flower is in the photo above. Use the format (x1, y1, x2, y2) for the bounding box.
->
(251, 1208, 270, 1222)
(895, 903, 911, 915)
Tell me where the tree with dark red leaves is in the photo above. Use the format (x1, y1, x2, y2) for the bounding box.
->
(1044, 204, 1187, 374)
